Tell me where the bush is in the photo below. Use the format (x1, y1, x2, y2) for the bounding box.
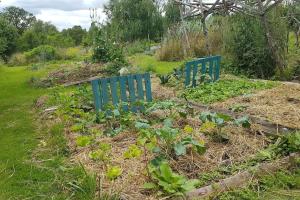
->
(92, 30, 128, 75)
(24, 45, 59, 63)
(58, 47, 88, 60)
(8, 53, 27, 66)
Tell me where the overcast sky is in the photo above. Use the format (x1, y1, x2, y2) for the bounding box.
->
(0, 0, 108, 30)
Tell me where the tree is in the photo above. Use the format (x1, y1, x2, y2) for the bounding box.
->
(104, 0, 163, 41)
(62, 26, 87, 46)
(18, 20, 58, 50)
(0, 17, 18, 61)
(0, 6, 36, 34)
(176, 0, 287, 78)
(164, 0, 181, 29)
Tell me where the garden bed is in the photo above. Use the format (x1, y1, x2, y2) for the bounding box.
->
(38, 74, 300, 200)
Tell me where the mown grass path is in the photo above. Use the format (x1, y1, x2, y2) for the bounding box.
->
(0, 66, 49, 199)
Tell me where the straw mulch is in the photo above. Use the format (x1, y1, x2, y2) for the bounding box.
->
(68, 114, 267, 200)
(212, 82, 300, 129)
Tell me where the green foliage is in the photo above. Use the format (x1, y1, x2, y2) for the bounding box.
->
(163, 1, 181, 29)
(218, 169, 300, 200)
(129, 54, 183, 74)
(158, 74, 171, 85)
(24, 45, 58, 62)
(104, 0, 163, 41)
(145, 161, 200, 195)
(183, 78, 277, 104)
(18, 20, 59, 51)
(123, 144, 142, 159)
(124, 40, 151, 56)
(174, 136, 206, 156)
(92, 30, 127, 75)
(7, 52, 27, 66)
(234, 116, 251, 128)
(0, 17, 18, 61)
(199, 111, 251, 143)
(89, 143, 112, 161)
(106, 166, 122, 180)
(62, 25, 87, 46)
(223, 11, 287, 78)
(76, 136, 92, 147)
(0, 6, 36, 34)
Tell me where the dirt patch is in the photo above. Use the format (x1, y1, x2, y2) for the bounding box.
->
(38, 62, 106, 86)
(213, 83, 300, 129)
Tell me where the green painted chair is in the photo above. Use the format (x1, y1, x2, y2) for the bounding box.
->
(185, 56, 221, 87)
(91, 73, 152, 113)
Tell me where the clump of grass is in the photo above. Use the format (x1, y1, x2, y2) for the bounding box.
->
(218, 169, 300, 200)
(183, 78, 278, 104)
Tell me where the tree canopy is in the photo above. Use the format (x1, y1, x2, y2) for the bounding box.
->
(0, 6, 36, 34)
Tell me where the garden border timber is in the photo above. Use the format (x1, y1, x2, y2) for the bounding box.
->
(91, 73, 152, 113)
(185, 56, 221, 87)
(185, 152, 299, 199)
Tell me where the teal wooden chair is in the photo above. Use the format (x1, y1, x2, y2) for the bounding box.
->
(91, 73, 152, 113)
(185, 56, 221, 87)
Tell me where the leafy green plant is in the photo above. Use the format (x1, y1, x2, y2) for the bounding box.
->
(144, 161, 200, 195)
(123, 144, 142, 159)
(234, 116, 251, 128)
(199, 112, 232, 143)
(174, 136, 206, 156)
(76, 136, 92, 147)
(89, 143, 111, 161)
(183, 78, 277, 104)
(158, 74, 171, 85)
(106, 166, 122, 180)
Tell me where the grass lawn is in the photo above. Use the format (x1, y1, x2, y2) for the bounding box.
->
(128, 53, 184, 74)
(0, 65, 95, 199)
(0, 66, 48, 199)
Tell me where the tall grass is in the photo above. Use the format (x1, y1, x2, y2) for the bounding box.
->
(156, 20, 222, 61)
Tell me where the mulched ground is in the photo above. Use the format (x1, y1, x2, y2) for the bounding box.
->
(212, 82, 300, 129)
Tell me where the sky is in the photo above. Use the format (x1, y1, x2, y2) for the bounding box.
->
(0, 0, 108, 30)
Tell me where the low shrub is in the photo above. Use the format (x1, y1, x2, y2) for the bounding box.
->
(61, 47, 81, 60)
(8, 53, 27, 66)
(24, 45, 59, 63)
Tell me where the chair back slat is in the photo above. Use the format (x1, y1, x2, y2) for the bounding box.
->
(209, 60, 214, 81)
(127, 75, 137, 112)
(119, 76, 129, 111)
(185, 55, 221, 87)
(100, 78, 109, 105)
(110, 77, 119, 106)
(91, 73, 152, 113)
(144, 73, 153, 102)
